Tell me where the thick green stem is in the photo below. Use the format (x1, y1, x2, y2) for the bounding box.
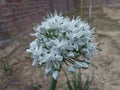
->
(48, 65, 62, 90)
(49, 77, 57, 90)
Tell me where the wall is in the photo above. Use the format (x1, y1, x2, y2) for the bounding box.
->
(81, 0, 120, 8)
(0, 0, 50, 40)
(0, 0, 120, 41)
(51, 0, 79, 12)
(0, 0, 80, 41)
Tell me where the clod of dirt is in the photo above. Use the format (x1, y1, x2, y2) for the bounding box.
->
(25, 83, 42, 90)
(103, 7, 120, 20)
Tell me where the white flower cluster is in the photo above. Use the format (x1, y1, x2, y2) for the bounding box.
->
(26, 13, 96, 80)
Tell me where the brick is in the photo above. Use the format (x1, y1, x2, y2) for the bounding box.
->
(6, 0, 13, 3)
(0, 0, 82, 38)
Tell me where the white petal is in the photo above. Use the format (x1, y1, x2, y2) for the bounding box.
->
(84, 59, 90, 64)
(67, 52, 74, 57)
(81, 62, 88, 68)
(66, 46, 74, 50)
(32, 59, 37, 66)
(26, 49, 31, 53)
(68, 66, 76, 73)
(75, 44, 79, 51)
(74, 61, 82, 68)
(81, 48, 87, 54)
(85, 52, 93, 59)
(55, 55, 63, 61)
(52, 71, 59, 80)
(53, 61, 60, 69)
(45, 63, 53, 76)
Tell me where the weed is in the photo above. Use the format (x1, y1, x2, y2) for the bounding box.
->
(62, 68, 94, 90)
(26, 82, 42, 90)
(97, 33, 106, 38)
(1, 60, 11, 76)
(19, 37, 27, 43)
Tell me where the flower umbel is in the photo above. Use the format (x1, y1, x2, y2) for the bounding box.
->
(26, 13, 96, 80)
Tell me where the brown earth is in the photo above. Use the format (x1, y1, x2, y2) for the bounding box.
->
(0, 7, 120, 90)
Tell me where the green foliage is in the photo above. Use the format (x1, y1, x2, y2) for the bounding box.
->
(31, 83, 40, 90)
(98, 33, 107, 38)
(1, 60, 11, 76)
(49, 77, 57, 90)
(63, 68, 73, 90)
(19, 37, 27, 43)
(63, 68, 94, 90)
(25, 82, 42, 90)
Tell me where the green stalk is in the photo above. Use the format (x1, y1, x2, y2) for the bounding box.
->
(48, 65, 62, 90)
(49, 77, 57, 90)
(62, 67, 73, 90)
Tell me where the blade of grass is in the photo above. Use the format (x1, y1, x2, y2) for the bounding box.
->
(62, 67, 73, 90)
(83, 70, 94, 90)
(72, 73, 77, 90)
(77, 72, 83, 90)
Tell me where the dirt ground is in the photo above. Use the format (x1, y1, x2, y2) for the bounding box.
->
(0, 7, 120, 90)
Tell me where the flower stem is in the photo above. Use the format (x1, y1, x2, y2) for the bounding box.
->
(48, 65, 62, 90)
(49, 77, 57, 90)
